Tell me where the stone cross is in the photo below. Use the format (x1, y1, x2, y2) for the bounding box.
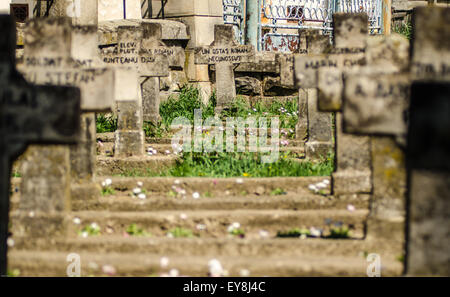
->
(140, 23, 184, 123)
(293, 14, 372, 195)
(194, 25, 254, 113)
(293, 14, 368, 162)
(406, 7, 450, 276)
(17, 18, 115, 205)
(278, 30, 329, 144)
(0, 15, 81, 276)
(340, 7, 450, 275)
(101, 24, 170, 156)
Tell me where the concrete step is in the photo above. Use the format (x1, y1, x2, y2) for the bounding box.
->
(71, 194, 370, 212)
(11, 209, 368, 239)
(8, 250, 403, 277)
(96, 155, 177, 176)
(10, 237, 401, 259)
(92, 176, 332, 196)
(97, 142, 306, 157)
(96, 133, 305, 147)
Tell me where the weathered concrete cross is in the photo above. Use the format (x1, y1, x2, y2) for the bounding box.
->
(292, 14, 367, 163)
(140, 23, 184, 123)
(341, 7, 450, 275)
(101, 24, 170, 156)
(0, 15, 81, 276)
(195, 25, 254, 113)
(16, 17, 115, 206)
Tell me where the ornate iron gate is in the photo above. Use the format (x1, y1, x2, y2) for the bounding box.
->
(261, 0, 383, 52)
(223, 0, 245, 44)
(222, 0, 383, 52)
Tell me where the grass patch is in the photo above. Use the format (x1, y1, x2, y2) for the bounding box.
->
(229, 228, 245, 238)
(393, 21, 412, 40)
(167, 227, 194, 238)
(101, 187, 115, 196)
(96, 114, 117, 133)
(7, 269, 21, 277)
(327, 226, 351, 239)
(277, 228, 311, 238)
(78, 223, 101, 237)
(116, 152, 334, 178)
(11, 171, 21, 178)
(126, 224, 151, 237)
(270, 188, 287, 196)
(165, 152, 334, 178)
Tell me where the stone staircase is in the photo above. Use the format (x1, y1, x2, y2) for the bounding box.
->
(7, 136, 404, 277)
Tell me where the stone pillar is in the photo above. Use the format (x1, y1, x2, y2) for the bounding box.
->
(114, 68, 145, 157)
(215, 62, 236, 113)
(406, 81, 450, 276)
(69, 113, 100, 200)
(366, 136, 406, 244)
(142, 77, 161, 123)
(332, 116, 372, 196)
(304, 89, 333, 159)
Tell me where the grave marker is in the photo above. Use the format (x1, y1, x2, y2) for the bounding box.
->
(407, 82, 450, 276)
(194, 25, 254, 112)
(101, 24, 170, 156)
(278, 30, 330, 145)
(140, 23, 183, 123)
(0, 15, 81, 275)
(18, 18, 115, 203)
(405, 7, 450, 276)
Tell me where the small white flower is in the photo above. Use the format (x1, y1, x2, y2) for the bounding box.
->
(165, 150, 171, 155)
(102, 265, 116, 276)
(73, 217, 81, 225)
(232, 222, 241, 229)
(208, 259, 223, 277)
(169, 269, 179, 277)
(91, 223, 99, 230)
(253, 108, 257, 112)
(105, 178, 112, 186)
(192, 192, 200, 199)
(179, 189, 186, 195)
(28, 211, 35, 218)
(316, 182, 327, 189)
(300, 234, 307, 239)
(248, 113, 251, 115)
(180, 213, 188, 220)
(240, 269, 250, 277)
(101, 181, 106, 187)
(323, 179, 330, 185)
(152, 149, 157, 154)
(259, 230, 269, 238)
(133, 188, 142, 194)
(81, 231, 89, 238)
(138, 193, 146, 200)
(309, 227, 322, 238)
(196, 224, 206, 231)
(88, 262, 99, 270)
(347, 204, 356, 212)
(160, 257, 169, 268)
(308, 184, 317, 191)
(236, 178, 244, 184)
(174, 179, 181, 185)
(7, 238, 14, 247)
(147, 152, 153, 156)
(137, 181, 143, 188)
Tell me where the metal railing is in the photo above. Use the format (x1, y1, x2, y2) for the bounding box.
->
(141, 0, 167, 19)
(223, 0, 245, 44)
(33, 0, 54, 18)
(222, 0, 383, 52)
